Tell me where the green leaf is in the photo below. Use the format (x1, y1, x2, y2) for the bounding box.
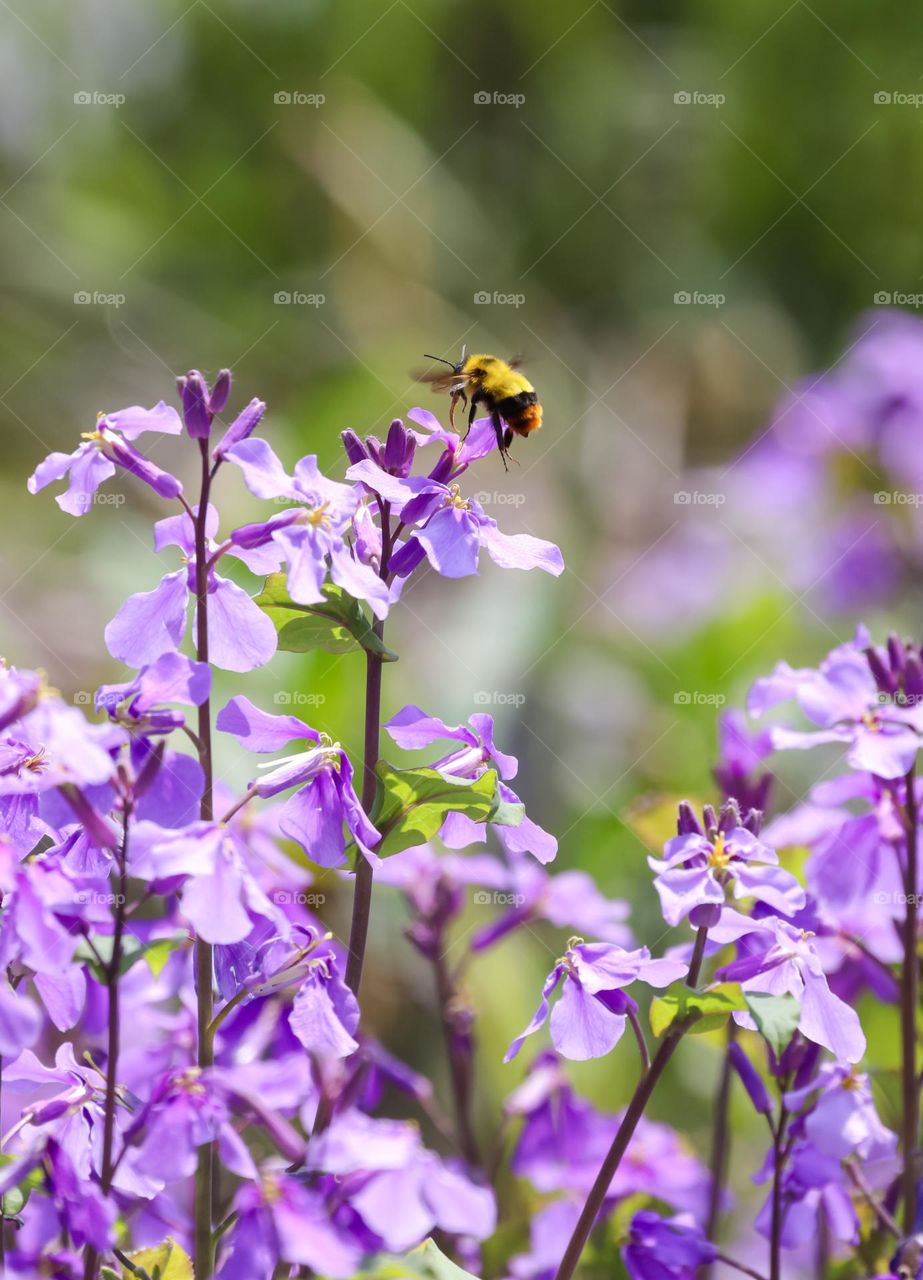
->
(123, 1236, 194, 1279)
(371, 764, 499, 857)
(745, 992, 801, 1057)
(649, 982, 747, 1038)
(410, 1239, 481, 1280)
(76, 934, 187, 985)
(351, 1240, 481, 1280)
(255, 574, 398, 661)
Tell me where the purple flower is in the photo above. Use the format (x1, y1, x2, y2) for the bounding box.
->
(716, 915, 866, 1063)
(225, 438, 392, 617)
(346, 458, 565, 580)
(218, 1170, 360, 1279)
(385, 704, 558, 863)
(649, 801, 804, 928)
(216, 695, 379, 865)
(28, 401, 183, 516)
(130, 819, 289, 945)
(714, 708, 773, 812)
(784, 1064, 897, 1163)
(471, 858, 631, 952)
(104, 504, 278, 672)
(749, 633, 923, 780)
(95, 651, 211, 735)
(505, 941, 686, 1061)
(289, 951, 360, 1060)
(622, 1211, 717, 1280)
(304, 1109, 496, 1252)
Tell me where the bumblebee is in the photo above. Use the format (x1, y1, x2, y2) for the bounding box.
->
(416, 348, 542, 470)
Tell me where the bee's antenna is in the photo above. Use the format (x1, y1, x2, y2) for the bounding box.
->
(422, 353, 456, 368)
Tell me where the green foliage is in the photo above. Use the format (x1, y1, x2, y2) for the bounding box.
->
(370, 763, 500, 857)
(354, 1239, 481, 1280)
(0, 1154, 41, 1221)
(121, 1237, 194, 1279)
(76, 934, 187, 985)
(649, 983, 747, 1038)
(745, 992, 801, 1057)
(255, 575, 398, 662)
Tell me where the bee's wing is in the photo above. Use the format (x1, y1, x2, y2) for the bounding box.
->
(410, 367, 464, 392)
(507, 354, 527, 370)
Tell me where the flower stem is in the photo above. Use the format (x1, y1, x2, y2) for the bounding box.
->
(344, 500, 392, 996)
(193, 439, 216, 1280)
(432, 946, 480, 1167)
(714, 1253, 768, 1280)
(703, 1019, 737, 1272)
(82, 813, 130, 1280)
(768, 1096, 792, 1280)
(553, 928, 709, 1280)
(901, 762, 920, 1234)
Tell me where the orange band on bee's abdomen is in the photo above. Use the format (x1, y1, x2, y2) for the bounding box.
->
(504, 402, 543, 437)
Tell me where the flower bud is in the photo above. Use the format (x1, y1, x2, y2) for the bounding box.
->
(213, 398, 266, 460)
(177, 370, 212, 439)
(383, 419, 416, 477)
(728, 1041, 772, 1114)
(208, 368, 233, 415)
(341, 429, 370, 467)
(676, 800, 703, 836)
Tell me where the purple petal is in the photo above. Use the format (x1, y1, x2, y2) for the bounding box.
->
(279, 773, 348, 867)
(549, 977, 627, 1060)
(289, 969, 360, 1060)
(800, 968, 866, 1064)
(102, 400, 183, 439)
(416, 506, 482, 577)
(479, 521, 565, 575)
(385, 704, 472, 751)
(216, 696, 317, 752)
(226, 437, 297, 500)
(504, 964, 564, 1062)
(329, 544, 391, 620)
(201, 576, 277, 673)
(104, 570, 189, 666)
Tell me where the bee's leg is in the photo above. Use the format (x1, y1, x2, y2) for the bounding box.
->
(491, 411, 510, 471)
(462, 390, 480, 441)
(503, 426, 520, 467)
(449, 389, 465, 430)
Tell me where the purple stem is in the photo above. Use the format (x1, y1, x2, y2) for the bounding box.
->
(344, 500, 393, 996)
(83, 812, 130, 1280)
(432, 945, 480, 1166)
(703, 1019, 737, 1275)
(552, 927, 709, 1280)
(193, 440, 216, 1279)
(901, 762, 920, 1234)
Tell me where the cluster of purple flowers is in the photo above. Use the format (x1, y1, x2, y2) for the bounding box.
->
(2, 356, 919, 1280)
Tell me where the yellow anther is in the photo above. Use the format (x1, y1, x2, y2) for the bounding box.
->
(708, 834, 731, 870)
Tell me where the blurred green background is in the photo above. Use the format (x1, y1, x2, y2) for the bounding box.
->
(0, 0, 916, 1265)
